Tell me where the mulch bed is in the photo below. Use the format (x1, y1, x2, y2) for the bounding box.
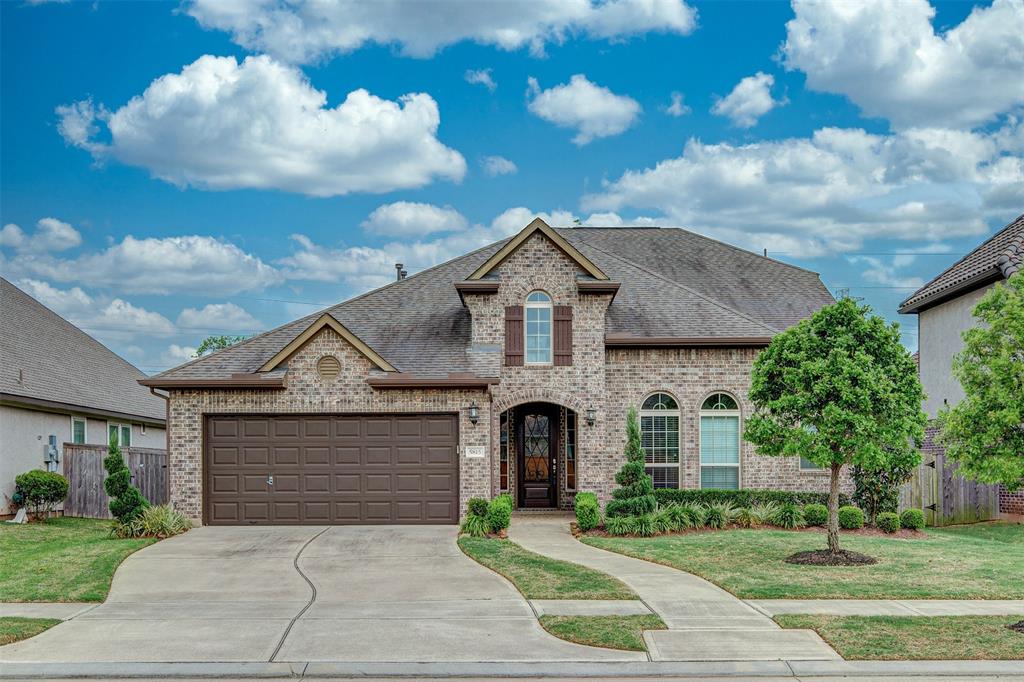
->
(785, 549, 879, 566)
(1007, 621, 1024, 634)
(571, 521, 923, 540)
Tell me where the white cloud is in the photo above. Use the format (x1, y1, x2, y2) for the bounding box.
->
(0, 218, 81, 253)
(782, 0, 1024, 129)
(711, 72, 783, 128)
(582, 123, 1024, 256)
(527, 74, 641, 145)
(664, 92, 691, 117)
(481, 155, 518, 177)
(162, 344, 198, 365)
(186, 0, 697, 63)
(56, 54, 466, 197)
(177, 303, 261, 332)
(360, 201, 467, 237)
(465, 68, 496, 92)
(850, 255, 926, 289)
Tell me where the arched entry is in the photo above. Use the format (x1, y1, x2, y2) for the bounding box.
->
(500, 401, 578, 509)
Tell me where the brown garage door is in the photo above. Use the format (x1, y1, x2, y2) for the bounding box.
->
(204, 414, 459, 525)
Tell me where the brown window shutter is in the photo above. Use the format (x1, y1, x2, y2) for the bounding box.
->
(553, 305, 573, 366)
(505, 305, 524, 366)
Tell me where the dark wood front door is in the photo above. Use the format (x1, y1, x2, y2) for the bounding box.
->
(517, 404, 558, 508)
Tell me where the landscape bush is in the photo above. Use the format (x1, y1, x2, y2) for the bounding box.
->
(486, 494, 513, 533)
(467, 497, 489, 518)
(772, 502, 806, 529)
(459, 513, 489, 537)
(852, 463, 915, 524)
(604, 515, 637, 536)
(605, 408, 657, 518)
(573, 492, 601, 531)
(803, 503, 829, 527)
(651, 506, 681, 534)
(703, 501, 738, 529)
(115, 504, 192, 538)
(900, 508, 925, 531)
(838, 505, 865, 530)
(654, 488, 850, 509)
(103, 434, 148, 522)
(14, 470, 69, 519)
(876, 511, 901, 533)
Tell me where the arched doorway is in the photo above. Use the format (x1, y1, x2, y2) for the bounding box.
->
(500, 402, 578, 509)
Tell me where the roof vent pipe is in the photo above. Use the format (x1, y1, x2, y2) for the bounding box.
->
(400, 269, 407, 280)
(395, 263, 404, 281)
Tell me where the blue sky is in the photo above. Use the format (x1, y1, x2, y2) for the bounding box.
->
(2, 0, 1022, 374)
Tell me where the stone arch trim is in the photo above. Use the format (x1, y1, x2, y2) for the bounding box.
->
(493, 388, 587, 415)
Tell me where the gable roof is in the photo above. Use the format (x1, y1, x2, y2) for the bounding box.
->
(899, 213, 1023, 314)
(0, 277, 165, 422)
(468, 218, 609, 280)
(146, 222, 835, 384)
(257, 313, 397, 373)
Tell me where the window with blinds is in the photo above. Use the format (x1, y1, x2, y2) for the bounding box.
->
(640, 393, 680, 489)
(699, 393, 740, 489)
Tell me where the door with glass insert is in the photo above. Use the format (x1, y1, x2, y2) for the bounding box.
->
(516, 403, 558, 508)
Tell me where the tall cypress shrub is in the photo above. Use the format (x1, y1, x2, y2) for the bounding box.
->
(605, 407, 657, 518)
(103, 432, 148, 522)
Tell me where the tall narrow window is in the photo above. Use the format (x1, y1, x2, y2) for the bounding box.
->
(565, 410, 577, 491)
(700, 393, 740, 489)
(640, 393, 680, 489)
(71, 417, 86, 445)
(108, 422, 131, 448)
(524, 291, 552, 364)
(499, 411, 509, 492)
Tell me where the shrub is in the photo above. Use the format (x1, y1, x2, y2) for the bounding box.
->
(605, 515, 639, 536)
(14, 470, 69, 519)
(852, 463, 915, 524)
(838, 505, 865, 530)
(772, 502, 806, 529)
(467, 497, 489, 518)
(876, 511, 901, 533)
(633, 514, 656, 537)
(651, 506, 680, 534)
(664, 503, 701, 529)
(574, 492, 601, 531)
(103, 433, 148, 522)
(486, 494, 513, 533)
(703, 501, 738, 529)
(460, 513, 489, 537)
(900, 508, 925, 531)
(803, 503, 829, 527)
(116, 504, 192, 538)
(654, 488, 850, 509)
(605, 408, 657, 518)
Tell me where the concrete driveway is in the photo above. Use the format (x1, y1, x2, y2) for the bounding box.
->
(0, 526, 643, 663)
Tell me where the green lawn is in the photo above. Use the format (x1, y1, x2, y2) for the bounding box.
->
(0, 617, 61, 646)
(776, 615, 1024, 660)
(539, 614, 666, 651)
(0, 517, 155, 602)
(458, 536, 635, 599)
(583, 522, 1023, 599)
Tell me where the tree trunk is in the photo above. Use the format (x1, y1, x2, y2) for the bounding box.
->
(828, 462, 842, 554)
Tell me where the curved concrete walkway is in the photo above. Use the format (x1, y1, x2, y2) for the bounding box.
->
(0, 525, 642, 663)
(508, 515, 841, 662)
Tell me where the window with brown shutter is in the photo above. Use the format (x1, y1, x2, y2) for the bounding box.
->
(553, 305, 573, 365)
(505, 305, 524, 366)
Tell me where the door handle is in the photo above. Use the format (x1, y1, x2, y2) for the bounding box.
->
(267, 475, 274, 486)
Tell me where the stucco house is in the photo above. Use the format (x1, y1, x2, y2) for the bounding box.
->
(0, 277, 167, 516)
(899, 213, 1023, 517)
(143, 219, 839, 526)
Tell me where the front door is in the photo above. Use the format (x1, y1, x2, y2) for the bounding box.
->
(517, 404, 558, 508)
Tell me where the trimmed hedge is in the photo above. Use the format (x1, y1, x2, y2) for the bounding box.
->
(900, 508, 925, 531)
(574, 492, 601, 531)
(803, 503, 828, 527)
(467, 497, 489, 518)
(838, 505, 865, 529)
(486, 494, 513, 533)
(14, 470, 69, 518)
(876, 511, 901, 533)
(654, 488, 851, 509)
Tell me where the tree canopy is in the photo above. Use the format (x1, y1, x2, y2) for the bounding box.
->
(194, 334, 250, 357)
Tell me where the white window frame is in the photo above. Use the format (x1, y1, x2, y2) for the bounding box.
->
(524, 290, 553, 365)
(699, 392, 741, 490)
(70, 416, 87, 445)
(640, 392, 681, 489)
(107, 422, 132, 448)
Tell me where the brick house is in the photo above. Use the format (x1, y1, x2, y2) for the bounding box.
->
(143, 219, 841, 526)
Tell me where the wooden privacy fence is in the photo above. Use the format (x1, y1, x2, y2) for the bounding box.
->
(64, 444, 168, 519)
(899, 451, 1000, 526)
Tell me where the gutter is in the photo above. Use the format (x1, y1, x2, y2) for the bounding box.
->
(367, 374, 498, 390)
(605, 335, 772, 348)
(0, 392, 166, 427)
(898, 268, 1003, 314)
(137, 375, 287, 390)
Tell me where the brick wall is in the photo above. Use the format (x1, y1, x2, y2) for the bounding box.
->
(999, 487, 1024, 516)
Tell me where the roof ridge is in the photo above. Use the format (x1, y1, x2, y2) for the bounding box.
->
(571, 239, 781, 335)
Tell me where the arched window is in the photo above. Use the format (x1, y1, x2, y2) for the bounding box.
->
(699, 392, 740, 489)
(524, 291, 552, 364)
(640, 392, 680, 489)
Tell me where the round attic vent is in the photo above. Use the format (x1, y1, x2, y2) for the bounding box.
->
(317, 355, 341, 381)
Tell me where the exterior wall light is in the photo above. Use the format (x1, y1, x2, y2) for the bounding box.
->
(468, 403, 480, 425)
(586, 407, 596, 426)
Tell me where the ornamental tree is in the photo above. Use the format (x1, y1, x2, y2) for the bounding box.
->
(744, 297, 926, 555)
(103, 432, 148, 522)
(605, 407, 657, 518)
(938, 276, 1024, 491)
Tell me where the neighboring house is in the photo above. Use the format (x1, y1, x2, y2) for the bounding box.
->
(143, 218, 838, 526)
(899, 213, 1023, 517)
(0, 277, 166, 516)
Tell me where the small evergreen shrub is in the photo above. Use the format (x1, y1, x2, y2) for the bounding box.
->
(803, 503, 829, 527)
(852, 462, 915, 525)
(664, 503, 700, 529)
(605, 515, 638, 536)
(467, 497, 489, 518)
(103, 434, 148, 522)
(460, 514, 489, 537)
(876, 511, 901, 533)
(703, 501, 738, 529)
(838, 505, 865, 530)
(116, 504, 192, 538)
(900, 508, 925, 531)
(651, 506, 680, 534)
(654, 488, 850, 509)
(633, 513, 656, 537)
(486, 494, 513, 533)
(574, 492, 601, 531)
(14, 470, 69, 519)
(772, 502, 806, 529)
(605, 408, 657, 518)
(734, 507, 757, 528)
(748, 502, 779, 528)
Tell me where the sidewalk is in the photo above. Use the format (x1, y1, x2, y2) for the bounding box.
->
(749, 599, 1024, 616)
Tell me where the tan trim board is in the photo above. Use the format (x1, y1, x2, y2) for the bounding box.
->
(137, 376, 287, 390)
(468, 218, 609, 281)
(604, 335, 772, 348)
(577, 281, 620, 296)
(0, 392, 166, 426)
(258, 313, 397, 373)
(367, 374, 498, 389)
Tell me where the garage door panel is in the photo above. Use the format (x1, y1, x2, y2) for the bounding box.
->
(205, 414, 458, 525)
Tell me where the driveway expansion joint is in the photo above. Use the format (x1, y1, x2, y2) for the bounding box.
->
(269, 526, 331, 662)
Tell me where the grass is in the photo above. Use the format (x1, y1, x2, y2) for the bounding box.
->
(539, 614, 666, 651)
(583, 522, 1023, 599)
(457, 536, 635, 599)
(0, 517, 155, 602)
(776, 615, 1024, 660)
(0, 617, 61, 646)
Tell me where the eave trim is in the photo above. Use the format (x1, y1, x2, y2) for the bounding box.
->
(898, 268, 1003, 314)
(367, 374, 498, 389)
(467, 218, 609, 281)
(257, 313, 397, 373)
(0, 392, 167, 426)
(137, 375, 287, 390)
(605, 335, 772, 348)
